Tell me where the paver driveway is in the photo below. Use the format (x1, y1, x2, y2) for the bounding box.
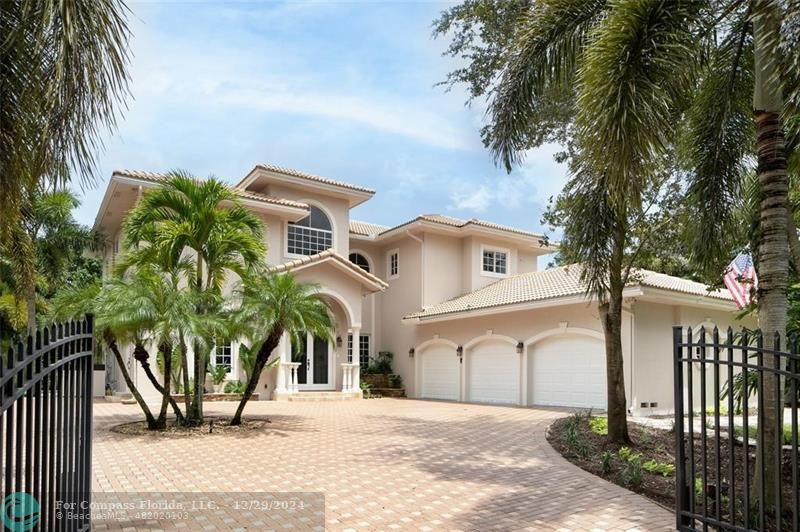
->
(92, 399, 673, 531)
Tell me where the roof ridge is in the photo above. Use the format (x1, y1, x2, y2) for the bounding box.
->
(255, 163, 376, 194)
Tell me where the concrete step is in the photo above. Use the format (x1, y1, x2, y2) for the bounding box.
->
(275, 391, 361, 402)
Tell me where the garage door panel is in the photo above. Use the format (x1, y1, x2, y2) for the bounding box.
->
(530, 335, 606, 409)
(468, 340, 520, 405)
(420, 346, 459, 401)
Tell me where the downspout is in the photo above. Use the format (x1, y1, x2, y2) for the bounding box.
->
(406, 230, 425, 308)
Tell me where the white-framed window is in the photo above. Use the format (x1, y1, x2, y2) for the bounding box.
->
(347, 334, 371, 368)
(287, 205, 333, 256)
(349, 252, 371, 273)
(387, 249, 399, 279)
(214, 340, 232, 372)
(481, 247, 509, 276)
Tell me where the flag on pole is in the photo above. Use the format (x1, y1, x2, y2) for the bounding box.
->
(723, 253, 758, 309)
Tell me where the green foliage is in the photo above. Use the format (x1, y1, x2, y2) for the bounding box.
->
(223, 380, 246, 394)
(238, 343, 258, 383)
(642, 460, 675, 477)
(209, 364, 228, 385)
(695, 477, 705, 500)
(389, 374, 403, 388)
(156, 347, 183, 391)
(589, 416, 608, 436)
(620, 456, 644, 489)
(618, 446, 640, 463)
(563, 412, 590, 458)
(600, 450, 613, 475)
(363, 351, 393, 374)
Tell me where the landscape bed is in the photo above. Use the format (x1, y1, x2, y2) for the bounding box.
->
(547, 412, 797, 530)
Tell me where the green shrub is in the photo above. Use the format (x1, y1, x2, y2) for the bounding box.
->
(389, 374, 403, 388)
(600, 451, 614, 475)
(209, 364, 228, 385)
(643, 460, 675, 477)
(589, 416, 608, 436)
(618, 446, 641, 463)
(363, 351, 393, 374)
(223, 380, 246, 394)
(621, 457, 644, 488)
(563, 413, 589, 458)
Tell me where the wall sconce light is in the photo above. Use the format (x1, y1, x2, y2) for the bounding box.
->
(516, 341, 524, 354)
(408, 347, 415, 358)
(336, 336, 342, 348)
(456, 346, 463, 357)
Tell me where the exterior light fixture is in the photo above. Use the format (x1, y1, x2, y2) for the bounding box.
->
(516, 341, 524, 354)
(336, 336, 342, 348)
(456, 346, 463, 357)
(408, 347, 415, 358)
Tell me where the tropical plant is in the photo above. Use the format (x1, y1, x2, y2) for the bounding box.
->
(228, 273, 334, 425)
(157, 347, 183, 393)
(209, 364, 228, 386)
(238, 343, 258, 383)
(120, 171, 265, 425)
(0, 0, 131, 309)
(363, 351, 393, 374)
(446, 0, 798, 502)
(223, 380, 247, 394)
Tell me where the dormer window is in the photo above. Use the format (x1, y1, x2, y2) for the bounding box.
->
(287, 206, 333, 256)
(482, 247, 508, 276)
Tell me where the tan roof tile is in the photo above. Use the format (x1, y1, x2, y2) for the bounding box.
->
(349, 220, 391, 236)
(271, 249, 388, 290)
(113, 169, 309, 210)
(254, 164, 375, 194)
(404, 265, 733, 320)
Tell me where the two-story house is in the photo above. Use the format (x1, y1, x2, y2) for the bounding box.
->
(95, 164, 747, 415)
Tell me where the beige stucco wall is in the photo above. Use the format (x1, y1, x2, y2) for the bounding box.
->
(422, 232, 463, 306)
(258, 185, 350, 259)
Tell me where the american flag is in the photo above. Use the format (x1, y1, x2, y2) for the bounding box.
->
(723, 253, 758, 309)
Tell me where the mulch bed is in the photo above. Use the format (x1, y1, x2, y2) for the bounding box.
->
(547, 413, 798, 530)
(111, 416, 271, 437)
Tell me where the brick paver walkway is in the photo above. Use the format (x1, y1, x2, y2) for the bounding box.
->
(92, 399, 674, 531)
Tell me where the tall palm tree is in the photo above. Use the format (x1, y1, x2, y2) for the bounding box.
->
(0, 0, 131, 305)
(120, 171, 265, 425)
(485, 0, 797, 501)
(229, 273, 335, 426)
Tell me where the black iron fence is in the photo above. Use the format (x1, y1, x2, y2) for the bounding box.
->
(674, 326, 799, 531)
(0, 316, 95, 532)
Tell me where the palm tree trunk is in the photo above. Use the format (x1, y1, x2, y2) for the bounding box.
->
(753, 109, 788, 507)
(106, 336, 156, 428)
(603, 224, 631, 444)
(230, 330, 282, 426)
(751, 3, 788, 508)
(179, 332, 191, 414)
(155, 343, 173, 429)
(186, 255, 206, 426)
(133, 343, 185, 426)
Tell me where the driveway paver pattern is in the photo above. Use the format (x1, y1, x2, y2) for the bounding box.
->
(92, 398, 674, 531)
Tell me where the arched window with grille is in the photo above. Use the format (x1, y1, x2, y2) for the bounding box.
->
(287, 205, 333, 256)
(348, 252, 371, 273)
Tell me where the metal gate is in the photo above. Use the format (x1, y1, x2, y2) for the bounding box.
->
(674, 326, 799, 531)
(1, 316, 95, 531)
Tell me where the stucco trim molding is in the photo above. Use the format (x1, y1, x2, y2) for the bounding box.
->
(316, 286, 359, 329)
(415, 337, 458, 352)
(463, 333, 518, 350)
(523, 326, 604, 347)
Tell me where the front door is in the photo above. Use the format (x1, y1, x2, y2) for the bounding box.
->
(294, 333, 332, 390)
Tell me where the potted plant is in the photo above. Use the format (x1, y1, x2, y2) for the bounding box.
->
(209, 364, 228, 393)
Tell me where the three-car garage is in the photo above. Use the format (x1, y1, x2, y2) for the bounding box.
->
(415, 331, 607, 409)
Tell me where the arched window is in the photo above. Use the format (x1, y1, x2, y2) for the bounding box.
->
(287, 206, 333, 256)
(349, 252, 371, 273)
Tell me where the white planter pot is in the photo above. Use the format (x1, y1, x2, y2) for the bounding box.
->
(213, 383, 225, 393)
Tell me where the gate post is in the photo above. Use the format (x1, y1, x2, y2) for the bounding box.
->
(673, 326, 690, 529)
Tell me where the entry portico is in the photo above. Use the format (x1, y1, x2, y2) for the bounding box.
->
(268, 249, 388, 399)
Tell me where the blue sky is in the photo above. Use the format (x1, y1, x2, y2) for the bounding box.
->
(73, 1, 569, 240)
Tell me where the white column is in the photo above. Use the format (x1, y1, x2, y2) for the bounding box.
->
(351, 327, 361, 394)
(276, 332, 290, 393)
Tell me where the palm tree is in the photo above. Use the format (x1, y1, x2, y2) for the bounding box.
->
(0, 1, 131, 308)
(120, 171, 265, 425)
(229, 273, 335, 426)
(485, 1, 797, 500)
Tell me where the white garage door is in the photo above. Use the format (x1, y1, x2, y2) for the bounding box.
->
(420, 345, 459, 401)
(530, 335, 606, 409)
(468, 340, 520, 404)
